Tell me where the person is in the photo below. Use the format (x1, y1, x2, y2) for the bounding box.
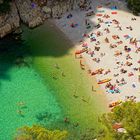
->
(54, 63, 59, 69)
(67, 13, 72, 19)
(131, 17, 136, 21)
(61, 71, 65, 77)
(17, 110, 24, 116)
(116, 79, 119, 84)
(105, 28, 110, 33)
(105, 37, 109, 43)
(96, 41, 100, 45)
(85, 19, 88, 25)
(132, 83, 136, 88)
(71, 23, 75, 28)
(64, 117, 70, 123)
(17, 101, 25, 106)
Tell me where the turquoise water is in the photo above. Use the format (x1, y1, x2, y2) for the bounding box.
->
(0, 22, 107, 139)
(0, 63, 62, 139)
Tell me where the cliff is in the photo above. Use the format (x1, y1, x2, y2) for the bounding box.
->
(15, 0, 43, 28)
(0, 0, 44, 38)
(0, 3, 20, 38)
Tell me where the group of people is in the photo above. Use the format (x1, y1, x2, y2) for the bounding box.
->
(73, 3, 140, 102)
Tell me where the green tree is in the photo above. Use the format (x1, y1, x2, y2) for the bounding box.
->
(14, 125, 68, 140)
(101, 101, 140, 140)
(126, 0, 140, 15)
(0, 0, 12, 13)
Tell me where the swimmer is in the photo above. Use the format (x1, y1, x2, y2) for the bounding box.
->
(54, 63, 59, 69)
(73, 89, 78, 98)
(73, 122, 79, 127)
(73, 94, 78, 98)
(64, 117, 70, 123)
(17, 110, 24, 117)
(61, 71, 65, 77)
(81, 96, 88, 103)
(92, 86, 96, 92)
(17, 101, 25, 107)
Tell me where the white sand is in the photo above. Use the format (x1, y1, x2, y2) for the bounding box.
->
(52, 0, 140, 103)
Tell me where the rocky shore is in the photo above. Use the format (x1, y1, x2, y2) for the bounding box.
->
(0, 0, 44, 38)
(0, 0, 80, 38)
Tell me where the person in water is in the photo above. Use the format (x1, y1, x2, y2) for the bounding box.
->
(17, 110, 24, 117)
(17, 101, 25, 107)
(54, 63, 59, 69)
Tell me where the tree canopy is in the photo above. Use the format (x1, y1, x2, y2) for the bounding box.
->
(126, 0, 140, 15)
(101, 101, 140, 140)
(14, 125, 68, 140)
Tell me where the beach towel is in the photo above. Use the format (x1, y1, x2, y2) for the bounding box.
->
(105, 21, 112, 24)
(111, 12, 117, 14)
(97, 5, 102, 8)
(96, 14, 103, 17)
(124, 35, 131, 39)
(86, 25, 91, 29)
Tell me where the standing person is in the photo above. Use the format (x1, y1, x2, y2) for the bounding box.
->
(85, 18, 88, 25)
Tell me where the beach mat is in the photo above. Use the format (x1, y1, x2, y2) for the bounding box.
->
(97, 10, 105, 13)
(111, 12, 117, 14)
(96, 14, 103, 17)
(97, 5, 102, 8)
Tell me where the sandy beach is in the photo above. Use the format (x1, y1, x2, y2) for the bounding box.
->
(53, 0, 140, 104)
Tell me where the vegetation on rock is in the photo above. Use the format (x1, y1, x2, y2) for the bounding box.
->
(14, 125, 68, 140)
(126, 0, 140, 15)
(101, 101, 140, 140)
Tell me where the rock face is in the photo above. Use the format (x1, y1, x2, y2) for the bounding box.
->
(0, 0, 44, 38)
(0, 3, 20, 38)
(15, 0, 43, 28)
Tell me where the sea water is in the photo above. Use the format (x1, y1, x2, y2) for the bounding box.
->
(0, 38, 62, 139)
(0, 21, 107, 140)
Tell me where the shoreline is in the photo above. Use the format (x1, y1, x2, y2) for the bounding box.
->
(48, 18, 109, 104)
(49, 18, 111, 103)
(52, 0, 140, 104)
(22, 20, 109, 138)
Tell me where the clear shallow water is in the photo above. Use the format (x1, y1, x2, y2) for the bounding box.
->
(0, 21, 107, 140)
(22, 21, 108, 139)
(0, 65, 62, 139)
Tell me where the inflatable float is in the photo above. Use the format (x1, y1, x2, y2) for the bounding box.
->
(98, 78, 111, 84)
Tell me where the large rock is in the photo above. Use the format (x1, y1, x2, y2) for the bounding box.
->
(0, 3, 20, 38)
(15, 0, 44, 28)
